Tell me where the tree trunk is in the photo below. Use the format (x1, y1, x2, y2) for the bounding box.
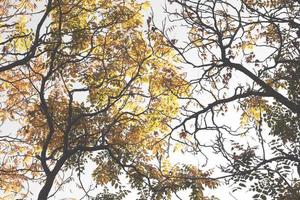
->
(38, 156, 67, 200)
(37, 172, 57, 200)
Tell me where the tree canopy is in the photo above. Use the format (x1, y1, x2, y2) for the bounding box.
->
(0, 0, 217, 199)
(0, 0, 299, 199)
(160, 0, 300, 199)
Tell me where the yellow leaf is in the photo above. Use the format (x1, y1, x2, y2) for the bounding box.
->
(242, 43, 254, 50)
(141, 1, 151, 10)
(2, 82, 10, 89)
(173, 143, 184, 153)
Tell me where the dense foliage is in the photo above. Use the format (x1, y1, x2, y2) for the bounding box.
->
(0, 0, 217, 199)
(0, 0, 299, 199)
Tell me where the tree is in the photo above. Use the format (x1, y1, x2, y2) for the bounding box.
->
(159, 0, 300, 199)
(0, 0, 218, 199)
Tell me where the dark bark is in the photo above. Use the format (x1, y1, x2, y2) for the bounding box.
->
(225, 60, 300, 114)
(37, 156, 67, 200)
(37, 172, 57, 200)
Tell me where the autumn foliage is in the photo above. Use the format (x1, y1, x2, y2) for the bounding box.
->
(0, 0, 218, 199)
(0, 0, 299, 199)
